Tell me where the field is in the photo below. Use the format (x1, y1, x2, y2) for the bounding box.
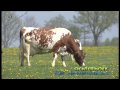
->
(2, 46, 119, 79)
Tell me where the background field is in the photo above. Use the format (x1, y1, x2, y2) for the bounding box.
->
(2, 46, 119, 79)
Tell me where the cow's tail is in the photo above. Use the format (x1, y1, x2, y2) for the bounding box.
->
(19, 28, 23, 63)
(19, 31, 21, 62)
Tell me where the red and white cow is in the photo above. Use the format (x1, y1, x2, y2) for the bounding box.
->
(19, 27, 85, 67)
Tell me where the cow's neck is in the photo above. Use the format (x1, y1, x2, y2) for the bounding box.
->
(67, 36, 80, 54)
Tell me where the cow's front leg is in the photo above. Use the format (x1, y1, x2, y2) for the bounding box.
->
(61, 55, 66, 67)
(71, 54, 75, 62)
(52, 53, 58, 67)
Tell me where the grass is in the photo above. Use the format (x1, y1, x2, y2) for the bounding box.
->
(2, 46, 119, 79)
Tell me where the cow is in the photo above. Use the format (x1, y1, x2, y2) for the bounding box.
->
(19, 27, 85, 67)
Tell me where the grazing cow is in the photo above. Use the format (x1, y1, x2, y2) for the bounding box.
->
(19, 27, 85, 67)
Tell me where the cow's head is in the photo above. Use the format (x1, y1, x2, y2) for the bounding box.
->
(74, 42, 86, 66)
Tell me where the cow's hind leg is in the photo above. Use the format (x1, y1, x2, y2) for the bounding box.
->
(25, 45, 31, 66)
(52, 53, 58, 67)
(20, 48, 24, 66)
(27, 49, 31, 66)
(61, 55, 66, 67)
(21, 57, 24, 66)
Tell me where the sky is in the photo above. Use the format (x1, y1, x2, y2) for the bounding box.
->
(16, 11, 119, 41)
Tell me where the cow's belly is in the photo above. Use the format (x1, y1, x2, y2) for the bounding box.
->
(30, 45, 52, 56)
(30, 46, 39, 56)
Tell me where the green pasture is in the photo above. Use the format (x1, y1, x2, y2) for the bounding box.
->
(2, 46, 119, 79)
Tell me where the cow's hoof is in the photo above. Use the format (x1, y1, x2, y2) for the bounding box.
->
(20, 64, 24, 66)
(52, 65, 55, 67)
(52, 63, 55, 67)
(63, 64, 66, 67)
(82, 63, 85, 66)
(63, 65, 66, 67)
(28, 64, 31, 66)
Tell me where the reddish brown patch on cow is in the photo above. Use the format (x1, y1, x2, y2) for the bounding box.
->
(30, 27, 55, 48)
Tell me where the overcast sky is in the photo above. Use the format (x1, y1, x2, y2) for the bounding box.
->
(16, 11, 119, 41)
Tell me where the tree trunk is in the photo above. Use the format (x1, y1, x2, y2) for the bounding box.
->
(93, 35, 98, 46)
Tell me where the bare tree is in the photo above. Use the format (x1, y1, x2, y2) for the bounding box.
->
(2, 11, 23, 48)
(74, 11, 118, 46)
(24, 16, 39, 27)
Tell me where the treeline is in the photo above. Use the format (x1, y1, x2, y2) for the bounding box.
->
(81, 37, 119, 46)
(103, 37, 119, 46)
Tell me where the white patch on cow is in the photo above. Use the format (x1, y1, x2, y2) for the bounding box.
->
(52, 53, 58, 67)
(22, 27, 39, 37)
(23, 27, 39, 31)
(74, 39, 82, 50)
